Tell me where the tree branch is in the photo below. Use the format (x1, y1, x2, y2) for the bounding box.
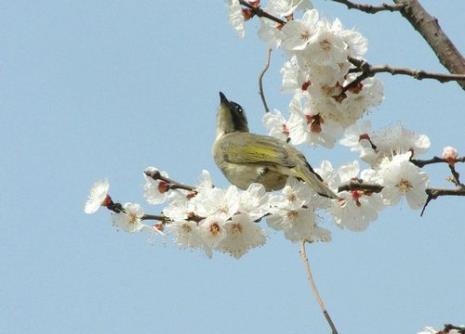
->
(438, 324, 465, 334)
(411, 156, 465, 168)
(329, 0, 404, 13)
(393, 0, 465, 90)
(300, 241, 338, 334)
(144, 169, 196, 192)
(258, 48, 272, 113)
(239, 0, 286, 25)
(342, 57, 465, 95)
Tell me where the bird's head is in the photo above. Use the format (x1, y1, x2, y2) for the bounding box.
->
(216, 92, 249, 137)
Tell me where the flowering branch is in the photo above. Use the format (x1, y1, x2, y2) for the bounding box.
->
(144, 169, 196, 192)
(342, 57, 465, 95)
(336, 179, 465, 217)
(258, 48, 272, 113)
(141, 212, 204, 223)
(411, 156, 465, 168)
(239, 0, 286, 25)
(329, 0, 404, 13)
(300, 241, 338, 334)
(437, 324, 465, 334)
(393, 0, 465, 90)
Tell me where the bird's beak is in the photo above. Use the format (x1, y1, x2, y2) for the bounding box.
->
(219, 91, 229, 106)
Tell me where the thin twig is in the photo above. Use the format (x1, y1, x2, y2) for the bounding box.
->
(258, 48, 272, 113)
(141, 214, 169, 222)
(300, 241, 338, 334)
(144, 169, 195, 192)
(448, 164, 464, 188)
(410, 156, 465, 168)
(239, 0, 286, 25)
(330, 0, 404, 13)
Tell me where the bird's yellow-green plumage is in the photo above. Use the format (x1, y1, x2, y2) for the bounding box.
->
(213, 92, 338, 199)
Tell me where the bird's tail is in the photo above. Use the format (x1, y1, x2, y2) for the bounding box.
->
(293, 162, 339, 199)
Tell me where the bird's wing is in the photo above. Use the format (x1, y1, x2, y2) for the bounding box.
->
(218, 133, 296, 167)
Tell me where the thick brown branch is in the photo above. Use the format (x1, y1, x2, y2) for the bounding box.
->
(330, 0, 404, 13)
(342, 58, 465, 95)
(258, 48, 272, 113)
(239, 0, 286, 25)
(393, 0, 465, 90)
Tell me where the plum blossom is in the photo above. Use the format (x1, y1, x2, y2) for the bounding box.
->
(228, 0, 245, 38)
(378, 153, 428, 209)
(263, 110, 291, 142)
(199, 215, 228, 257)
(167, 220, 203, 250)
(341, 123, 430, 166)
(317, 160, 384, 231)
(287, 95, 343, 147)
(267, 177, 331, 242)
(219, 213, 267, 258)
(84, 179, 110, 214)
(281, 9, 320, 51)
(144, 167, 171, 205)
(112, 202, 149, 233)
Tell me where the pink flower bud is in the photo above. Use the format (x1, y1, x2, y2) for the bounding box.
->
(442, 146, 458, 165)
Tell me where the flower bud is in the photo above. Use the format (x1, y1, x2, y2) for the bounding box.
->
(442, 146, 458, 165)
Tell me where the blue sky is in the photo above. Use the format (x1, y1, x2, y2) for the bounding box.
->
(0, 1, 464, 333)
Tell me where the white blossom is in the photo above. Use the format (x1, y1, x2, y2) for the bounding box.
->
(281, 9, 319, 51)
(191, 185, 240, 220)
(267, 177, 330, 242)
(288, 95, 343, 148)
(417, 327, 437, 334)
(84, 179, 110, 214)
(143, 167, 171, 205)
(317, 161, 384, 231)
(228, 0, 245, 38)
(218, 213, 267, 258)
(267, 0, 313, 17)
(199, 215, 228, 257)
(340, 27, 368, 58)
(258, 18, 283, 48)
(112, 202, 148, 233)
(281, 57, 311, 93)
(302, 20, 349, 69)
(162, 191, 192, 221)
(263, 110, 291, 142)
(373, 124, 430, 159)
(238, 183, 270, 220)
(378, 153, 428, 209)
(167, 220, 203, 250)
(341, 123, 430, 166)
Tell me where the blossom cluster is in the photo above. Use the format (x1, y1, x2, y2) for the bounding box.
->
(84, 169, 332, 258)
(230, 0, 383, 148)
(84, 132, 441, 257)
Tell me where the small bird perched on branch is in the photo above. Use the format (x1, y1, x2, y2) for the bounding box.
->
(213, 92, 338, 199)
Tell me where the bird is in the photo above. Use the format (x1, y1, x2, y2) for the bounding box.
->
(213, 92, 338, 199)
